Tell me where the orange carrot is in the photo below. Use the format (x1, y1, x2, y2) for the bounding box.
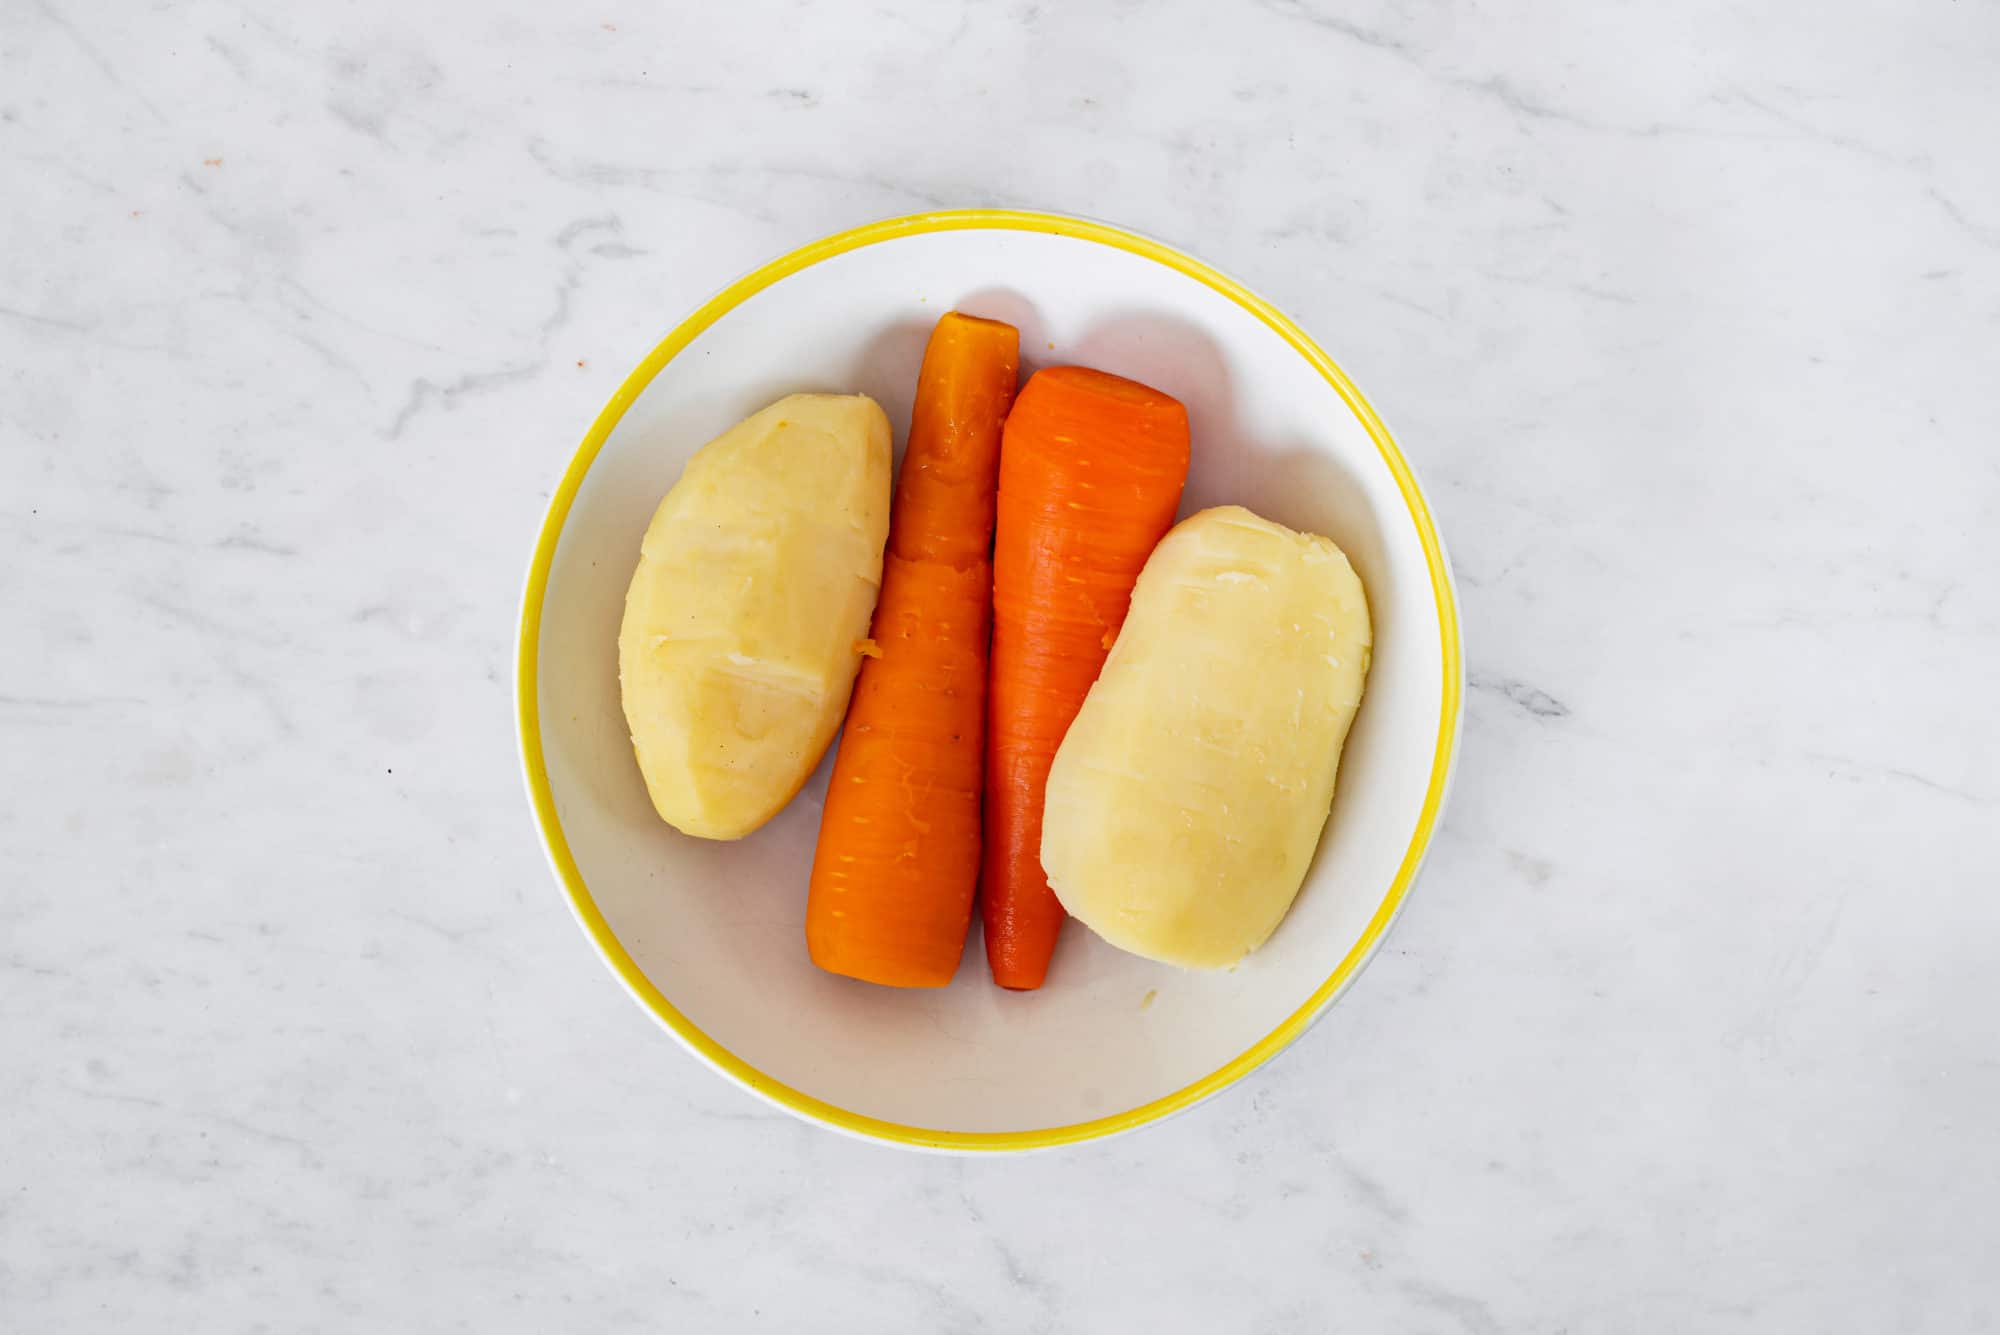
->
(984, 367, 1190, 989)
(806, 312, 1020, 987)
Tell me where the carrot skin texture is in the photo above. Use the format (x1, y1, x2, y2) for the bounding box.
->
(808, 556, 990, 986)
(982, 367, 1191, 989)
(806, 313, 1019, 987)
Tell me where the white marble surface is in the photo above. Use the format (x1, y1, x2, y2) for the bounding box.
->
(5, 0, 1997, 1329)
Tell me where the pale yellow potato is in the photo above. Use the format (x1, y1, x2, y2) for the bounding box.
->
(618, 394, 891, 840)
(1042, 505, 1372, 968)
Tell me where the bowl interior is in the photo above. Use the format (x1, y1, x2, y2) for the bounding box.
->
(529, 223, 1450, 1139)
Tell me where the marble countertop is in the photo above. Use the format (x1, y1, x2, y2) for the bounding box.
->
(7, 1, 1997, 1329)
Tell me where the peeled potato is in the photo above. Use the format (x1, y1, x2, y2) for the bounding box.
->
(618, 394, 892, 840)
(1041, 505, 1372, 968)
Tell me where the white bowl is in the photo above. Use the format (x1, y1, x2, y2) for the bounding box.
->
(516, 211, 1463, 1151)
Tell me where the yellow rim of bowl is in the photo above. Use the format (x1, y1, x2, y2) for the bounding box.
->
(515, 209, 1463, 1151)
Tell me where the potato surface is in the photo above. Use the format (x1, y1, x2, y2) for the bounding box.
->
(1041, 505, 1372, 967)
(618, 394, 892, 839)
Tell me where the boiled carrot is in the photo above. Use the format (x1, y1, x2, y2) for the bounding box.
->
(983, 367, 1190, 989)
(805, 312, 1020, 987)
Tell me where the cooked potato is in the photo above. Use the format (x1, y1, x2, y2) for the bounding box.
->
(1041, 505, 1372, 968)
(618, 394, 892, 839)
